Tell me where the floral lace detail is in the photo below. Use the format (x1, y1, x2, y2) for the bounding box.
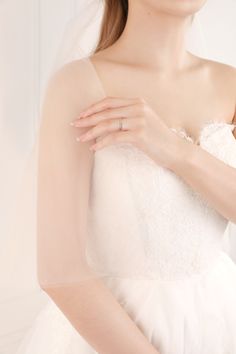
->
(122, 142, 227, 280)
(87, 121, 236, 281)
(170, 121, 236, 168)
(170, 127, 195, 143)
(200, 122, 236, 168)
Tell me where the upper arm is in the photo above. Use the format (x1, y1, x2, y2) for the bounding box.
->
(233, 112, 236, 140)
(218, 62, 236, 138)
(37, 60, 99, 287)
(232, 66, 236, 138)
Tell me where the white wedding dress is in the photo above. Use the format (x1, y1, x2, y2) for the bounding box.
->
(16, 59, 236, 354)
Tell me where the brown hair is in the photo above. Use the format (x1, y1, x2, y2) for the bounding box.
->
(94, 0, 128, 53)
(94, 1, 195, 54)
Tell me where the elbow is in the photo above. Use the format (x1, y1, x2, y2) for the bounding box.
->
(37, 268, 52, 292)
(37, 269, 63, 295)
(37, 278, 57, 298)
(38, 279, 47, 291)
(37, 275, 49, 292)
(37, 250, 56, 292)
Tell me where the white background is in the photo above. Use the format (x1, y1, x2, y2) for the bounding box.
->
(0, 1, 236, 353)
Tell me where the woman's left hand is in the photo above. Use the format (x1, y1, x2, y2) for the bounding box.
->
(70, 96, 185, 170)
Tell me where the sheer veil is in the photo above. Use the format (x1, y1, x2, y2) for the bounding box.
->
(1, 0, 236, 348)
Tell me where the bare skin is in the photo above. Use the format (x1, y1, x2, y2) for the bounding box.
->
(81, 0, 236, 143)
(85, 52, 236, 143)
(39, 1, 236, 354)
(71, 0, 236, 222)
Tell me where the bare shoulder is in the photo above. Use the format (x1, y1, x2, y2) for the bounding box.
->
(204, 57, 236, 75)
(194, 56, 236, 122)
(198, 57, 236, 91)
(40, 58, 101, 148)
(46, 58, 93, 96)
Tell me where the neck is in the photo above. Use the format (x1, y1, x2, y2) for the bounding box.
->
(112, 2, 193, 72)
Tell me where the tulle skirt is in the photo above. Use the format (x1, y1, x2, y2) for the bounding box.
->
(16, 251, 236, 354)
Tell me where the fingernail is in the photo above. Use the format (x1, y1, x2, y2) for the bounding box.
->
(80, 109, 92, 117)
(78, 111, 87, 118)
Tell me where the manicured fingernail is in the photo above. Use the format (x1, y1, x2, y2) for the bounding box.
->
(78, 111, 87, 118)
(80, 109, 92, 117)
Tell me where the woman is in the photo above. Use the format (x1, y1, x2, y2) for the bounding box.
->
(18, 1, 236, 354)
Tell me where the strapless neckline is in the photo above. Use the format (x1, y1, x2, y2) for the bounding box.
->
(170, 120, 236, 146)
(84, 56, 236, 147)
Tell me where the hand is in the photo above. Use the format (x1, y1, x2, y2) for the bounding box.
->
(71, 96, 185, 170)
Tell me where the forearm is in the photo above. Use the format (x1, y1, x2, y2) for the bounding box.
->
(41, 277, 160, 354)
(167, 137, 236, 223)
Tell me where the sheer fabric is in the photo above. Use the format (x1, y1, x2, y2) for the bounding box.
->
(18, 56, 236, 354)
(35, 57, 164, 354)
(36, 58, 109, 288)
(2, 1, 236, 352)
(37, 56, 236, 289)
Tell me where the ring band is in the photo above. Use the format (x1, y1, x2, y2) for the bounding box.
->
(119, 117, 125, 131)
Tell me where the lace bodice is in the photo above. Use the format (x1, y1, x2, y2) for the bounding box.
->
(86, 121, 236, 281)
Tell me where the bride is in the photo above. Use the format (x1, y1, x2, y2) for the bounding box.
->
(17, 0, 236, 353)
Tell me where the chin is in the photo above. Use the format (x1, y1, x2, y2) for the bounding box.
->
(143, 0, 207, 17)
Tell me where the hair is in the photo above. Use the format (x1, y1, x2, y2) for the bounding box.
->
(94, 0, 195, 54)
(94, 0, 129, 53)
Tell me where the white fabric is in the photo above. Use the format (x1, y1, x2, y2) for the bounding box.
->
(15, 100, 236, 353)
(2, 0, 236, 353)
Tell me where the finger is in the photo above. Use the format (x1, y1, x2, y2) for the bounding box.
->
(78, 117, 143, 142)
(73, 105, 142, 128)
(77, 96, 143, 119)
(90, 131, 135, 151)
